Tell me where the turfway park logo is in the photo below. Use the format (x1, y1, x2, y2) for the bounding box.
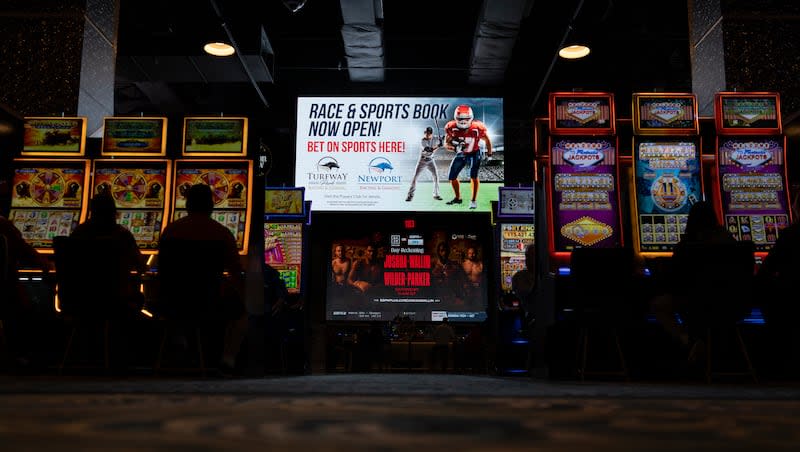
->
(359, 157, 402, 184)
(307, 156, 347, 186)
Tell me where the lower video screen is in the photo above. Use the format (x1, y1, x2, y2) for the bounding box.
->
(326, 229, 488, 322)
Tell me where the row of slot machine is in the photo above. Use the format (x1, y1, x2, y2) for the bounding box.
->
(9, 116, 256, 308)
(541, 90, 792, 269)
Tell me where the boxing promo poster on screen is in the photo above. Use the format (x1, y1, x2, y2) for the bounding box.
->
(295, 97, 504, 213)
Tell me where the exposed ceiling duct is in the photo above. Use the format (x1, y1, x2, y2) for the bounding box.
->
(339, 0, 385, 82)
(468, 0, 530, 84)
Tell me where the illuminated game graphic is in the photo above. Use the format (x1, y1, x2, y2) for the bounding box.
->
(716, 93, 781, 133)
(22, 117, 87, 155)
(172, 160, 252, 252)
(10, 161, 89, 249)
(102, 117, 167, 155)
(92, 160, 170, 250)
(326, 230, 488, 322)
(549, 92, 615, 135)
(549, 138, 621, 250)
(633, 139, 702, 252)
(183, 117, 248, 156)
(499, 223, 534, 292)
(717, 137, 790, 251)
(264, 222, 303, 293)
(633, 94, 698, 134)
(264, 187, 306, 218)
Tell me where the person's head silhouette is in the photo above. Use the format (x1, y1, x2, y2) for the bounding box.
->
(186, 184, 214, 215)
(89, 192, 117, 227)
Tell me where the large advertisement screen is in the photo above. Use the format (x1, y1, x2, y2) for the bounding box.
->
(264, 222, 303, 294)
(92, 159, 171, 252)
(10, 159, 89, 250)
(295, 97, 504, 212)
(633, 138, 703, 253)
(327, 229, 488, 322)
(548, 137, 621, 251)
(717, 137, 790, 251)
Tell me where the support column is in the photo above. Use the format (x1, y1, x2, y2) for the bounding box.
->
(78, 0, 120, 137)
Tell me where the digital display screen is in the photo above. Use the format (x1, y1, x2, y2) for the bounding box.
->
(717, 137, 791, 251)
(548, 93, 614, 134)
(326, 229, 488, 322)
(295, 97, 504, 212)
(498, 223, 534, 292)
(549, 137, 621, 251)
(92, 159, 171, 251)
(10, 160, 89, 249)
(264, 222, 303, 294)
(172, 160, 252, 253)
(183, 117, 248, 156)
(719, 95, 780, 132)
(634, 94, 698, 133)
(102, 117, 167, 155)
(264, 187, 306, 218)
(633, 138, 703, 252)
(22, 117, 86, 155)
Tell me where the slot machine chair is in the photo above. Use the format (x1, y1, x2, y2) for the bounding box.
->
(568, 247, 639, 381)
(153, 238, 226, 377)
(53, 235, 142, 374)
(676, 240, 758, 383)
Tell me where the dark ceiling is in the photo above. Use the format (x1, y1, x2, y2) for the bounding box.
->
(114, 0, 691, 127)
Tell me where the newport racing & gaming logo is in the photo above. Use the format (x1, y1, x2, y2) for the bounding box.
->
(359, 157, 402, 184)
(307, 156, 347, 186)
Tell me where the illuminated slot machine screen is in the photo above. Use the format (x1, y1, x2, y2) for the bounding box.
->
(9, 159, 90, 251)
(632, 138, 703, 253)
(172, 159, 253, 253)
(264, 222, 303, 294)
(717, 136, 791, 251)
(547, 137, 622, 252)
(498, 223, 534, 292)
(91, 159, 171, 253)
(327, 229, 488, 322)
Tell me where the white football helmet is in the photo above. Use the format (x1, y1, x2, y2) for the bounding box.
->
(454, 105, 473, 129)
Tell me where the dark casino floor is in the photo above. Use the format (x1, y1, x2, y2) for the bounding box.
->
(1, 373, 800, 451)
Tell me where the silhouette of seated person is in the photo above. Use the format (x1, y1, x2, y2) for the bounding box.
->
(757, 193, 800, 362)
(67, 192, 147, 317)
(650, 200, 739, 349)
(157, 183, 247, 373)
(1, 210, 51, 367)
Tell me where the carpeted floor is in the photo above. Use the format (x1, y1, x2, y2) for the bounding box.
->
(2, 374, 800, 451)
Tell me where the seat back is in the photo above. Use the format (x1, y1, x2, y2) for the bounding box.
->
(156, 238, 226, 321)
(568, 247, 637, 321)
(53, 235, 131, 317)
(676, 240, 755, 326)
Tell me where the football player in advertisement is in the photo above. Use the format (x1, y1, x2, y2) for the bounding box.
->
(444, 105, 493, 209)
(406, 126, 443, 202)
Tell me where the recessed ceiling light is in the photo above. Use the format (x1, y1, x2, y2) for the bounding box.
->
(204, 42, 235, 57)
(558, 44, 591, 59)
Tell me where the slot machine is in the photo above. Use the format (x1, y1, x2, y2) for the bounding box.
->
(629, 93, 703, 276)
(171, 116, 253, 256)
(713, 92, 792, 262)
(493, 186, 535, 374)
(263, 187, 309, 297)
(11, 117, 90, 310)
(91, 117, 172, 311)
(545, 92, 623, 316)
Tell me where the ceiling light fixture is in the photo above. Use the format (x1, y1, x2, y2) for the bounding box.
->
(204, 41, 235, 57)
(558, 44, 590, 59)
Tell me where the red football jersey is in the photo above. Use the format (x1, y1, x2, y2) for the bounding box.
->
(444, 120, 489, 155)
